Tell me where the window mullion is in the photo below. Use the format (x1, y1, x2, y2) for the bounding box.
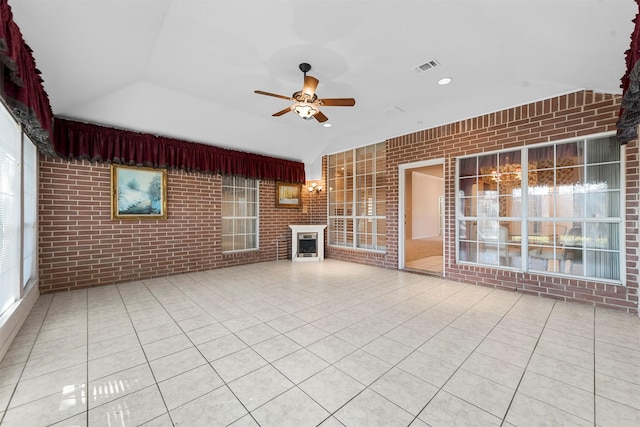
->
(521, 148, 529, 272)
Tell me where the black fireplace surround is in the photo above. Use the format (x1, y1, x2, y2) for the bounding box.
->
(297, 233, 318, 257)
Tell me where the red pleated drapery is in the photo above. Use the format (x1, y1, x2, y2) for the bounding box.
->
(617, 0, 640, 144)
(53, 118, 306, 183)
(0, 0, 54, 154)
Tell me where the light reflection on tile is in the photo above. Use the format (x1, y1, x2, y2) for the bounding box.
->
(1, 260, 639, 426)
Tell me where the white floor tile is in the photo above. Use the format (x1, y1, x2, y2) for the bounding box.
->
(272, 348, 329, 384)
(334, 388, 414, 427)
(418, 391, 502, 427)
(370, 367, 438, 415)
(158, 364, 224, 410)
(89, 385, 166, 426)
(299, 366, 365, 413)
(1, 260, 638, 426)
(228, 365, 293, 411)
(252, 387, 329, 427)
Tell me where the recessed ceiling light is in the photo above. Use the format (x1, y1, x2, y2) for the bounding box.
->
(438, 77, 452, 86)
(323, 123, 332, 128)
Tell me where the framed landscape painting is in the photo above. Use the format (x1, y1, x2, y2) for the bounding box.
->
(276, 181, 302, 208)
(111, 165, 167, 220)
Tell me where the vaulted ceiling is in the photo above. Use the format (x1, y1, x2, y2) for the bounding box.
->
(9, 0, 636, 177)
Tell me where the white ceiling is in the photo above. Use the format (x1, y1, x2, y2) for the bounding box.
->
(10, 0, 637, 178)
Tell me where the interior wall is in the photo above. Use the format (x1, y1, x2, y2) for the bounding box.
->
(405, 170, 413, 238)
(327, 90, 639, 312)
(38, 158, 312, 293)
(411, 172, 443, 238)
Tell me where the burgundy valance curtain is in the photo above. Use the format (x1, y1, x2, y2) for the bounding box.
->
(0, 0, 54, 154)
(617, 0, 640, 144)
(53, 118, 306, 183)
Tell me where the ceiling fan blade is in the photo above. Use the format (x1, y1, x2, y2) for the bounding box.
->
(255, 90, 291, 101)
(319, 98, 356, 107)
(302, 76, 319, 97)
(314, 111, 329, 123)
(272, 107, 292, 117)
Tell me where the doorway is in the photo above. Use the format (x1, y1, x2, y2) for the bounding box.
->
(399, 159, 445, 275)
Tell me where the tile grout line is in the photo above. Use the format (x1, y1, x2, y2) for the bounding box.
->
(497, 299, 557, 427)
(0, 293, 54, 425)
(141, 277, 265, 426)
(310, 283, 519, 425)
(113, 282, 177, 427)
(405, 288, 529, 426)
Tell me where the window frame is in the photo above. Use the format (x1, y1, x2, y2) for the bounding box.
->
(327, 142, 386, 252)
(455, 132, 625, 284)
(0, 100, 38, 317)
(221, 175, 259, 253)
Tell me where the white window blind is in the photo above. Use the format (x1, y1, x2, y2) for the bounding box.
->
(0, 103, 21, 315)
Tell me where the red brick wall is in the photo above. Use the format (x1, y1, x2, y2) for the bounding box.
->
(325, 90, 639, 312)
(38, 159, 311, 293)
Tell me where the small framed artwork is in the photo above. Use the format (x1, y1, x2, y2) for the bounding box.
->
(111, 164, 167, 220)
(276, 181, 302, 208)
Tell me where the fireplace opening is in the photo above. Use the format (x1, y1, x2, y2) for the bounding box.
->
(297, 232, 318, 257)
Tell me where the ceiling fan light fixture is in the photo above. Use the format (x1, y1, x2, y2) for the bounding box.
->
(293, 102, 318, 120)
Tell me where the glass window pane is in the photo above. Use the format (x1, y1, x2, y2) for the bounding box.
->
(585, 250, 619, 280)
(585, 191, 619, 218)
(529, 145, 555, 170)
(586, 164, 620, 189)
(328, 144, 385, 251)
(458, 220, 478, 241)
(459, 157, 477, 177)
(221, 201, 234, 217)
(587, 137, 619, 164)
(478, 153, 497, 176)
(459, 240, 478, 263)
(459, 177, 477, 198)
(22, 136, 37, 287)
(584, 222, 618, 250)
(477, 192, 498, 217)
(222, 236, 233, 252)
(557, 141, 583, 167)
(0, 103, 21, 315)
(221, 177, 258, 252)
(222, 219, 233, 234)
(455, 137, 621, 281)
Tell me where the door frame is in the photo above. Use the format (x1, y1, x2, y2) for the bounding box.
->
(398, 158, 445, 272)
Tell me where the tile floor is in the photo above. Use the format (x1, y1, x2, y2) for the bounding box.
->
(0, 259, 639, 427)
(406, 256, 443, 275)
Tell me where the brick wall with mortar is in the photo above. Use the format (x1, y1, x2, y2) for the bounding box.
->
(38, 158, 311, 293)
(324, 90, 639, 312)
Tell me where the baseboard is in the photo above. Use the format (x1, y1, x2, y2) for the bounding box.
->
(0, 283, 39, 361)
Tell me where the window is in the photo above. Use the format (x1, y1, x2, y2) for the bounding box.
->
(22, 135, 37, 288)
(221, 176, 258, 252)
(1, 102, 38, 316)
(328, 142, 386, 251)
(457, 136, 623, 282)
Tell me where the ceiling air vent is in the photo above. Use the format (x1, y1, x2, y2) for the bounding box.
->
(414, 59, 440, 73)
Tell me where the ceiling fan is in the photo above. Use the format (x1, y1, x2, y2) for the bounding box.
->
(254, 63, 356, 123)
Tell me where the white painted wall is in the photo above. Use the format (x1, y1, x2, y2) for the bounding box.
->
(411, 172, 443, 238)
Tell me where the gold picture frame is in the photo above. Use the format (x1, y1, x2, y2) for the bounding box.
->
(111, 164, 167, 220)
(276, 181, 302, 208)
